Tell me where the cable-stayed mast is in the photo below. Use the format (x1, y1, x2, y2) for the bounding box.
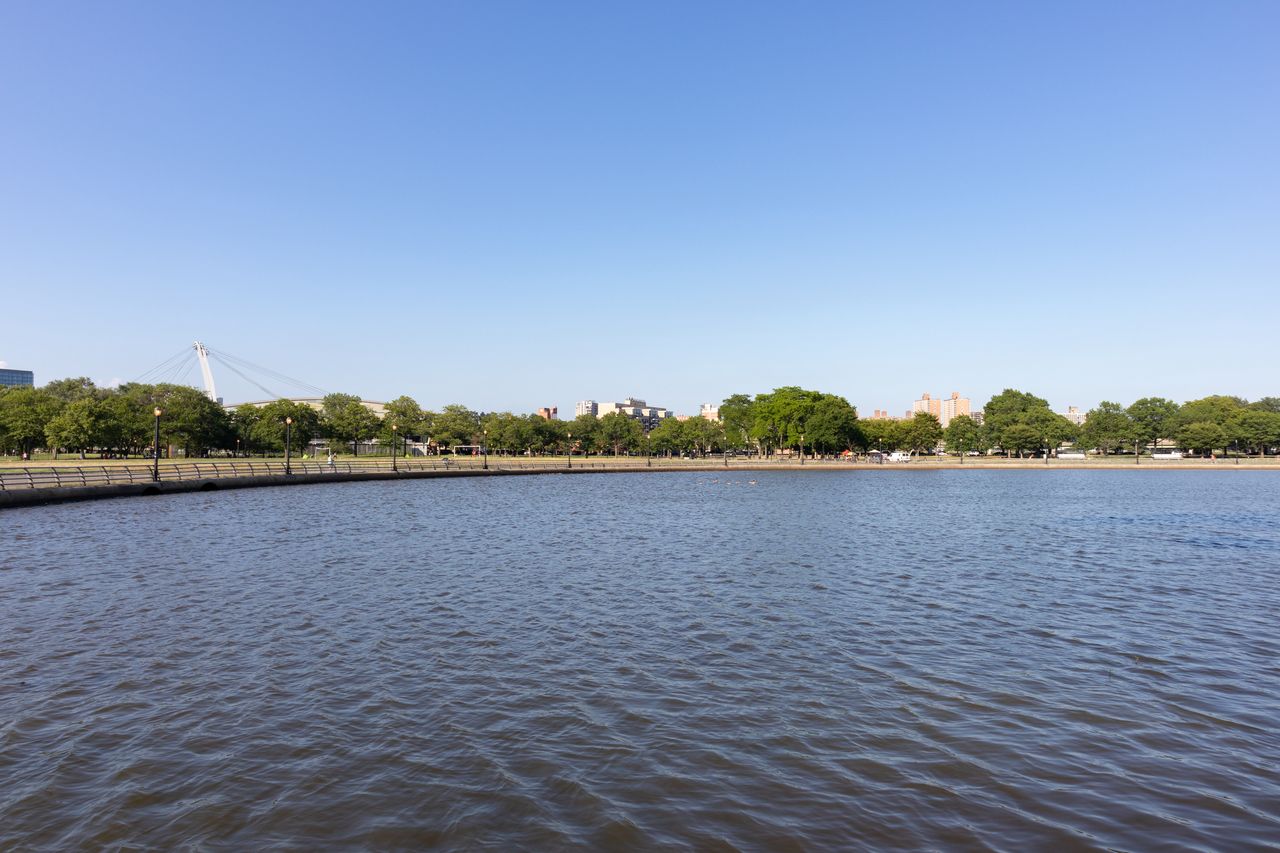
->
(193, 341, 219, 403)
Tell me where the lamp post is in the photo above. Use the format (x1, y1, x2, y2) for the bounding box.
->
(235, 437, 240, 458)
(646, 430, 651, 467)
(284, 417, 293, 475)
(800, 432, 805, 465)
(482, 429, 489, 470)
(152, 407, 163, 482)
(567, 432, 572, 469)
(1135, 438, 1140, 466)
(1045, 437, 1050, 466)
(391, 424, 398, 471)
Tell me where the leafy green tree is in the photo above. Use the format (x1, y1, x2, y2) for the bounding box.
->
(0, 387, 63, 455)
(597, 412, 642, 455)
(751, 387, 822, 454)
(1079, 401, 1133, 454)
(1250, 397, 1280, 413)
(860, 418, 906, 451)
(97, 393, 150, 455)
(982, 389, 1078, 456)
(1127, 397, 1180, 447)
(902, 412, 944, 455)
(805, 394, 861, 454)
(649, 417, 685, 455)
(253, 400, 322, 454)
(566, 413, 599, 456)
(719, 393, 755, 450)
(1175, 395, 1244, 432)
(532, 416, 566, 453)
(381, 395, 427, 444)
(42, 377, 100, 403)
(1001, 423, 1042, 457)
(1021, 407, 1079, 453)
(1225, 410, 1280, 456)
(45, 397, 107, 458)
(982, 389, 1050, 448)
(682, 416, 726, 456)
(943, 414, 983, 455)
(427, 403, 479, 450)
(232, 405, 262, 455)
(322, 393, 382, 455)
(1177, 421, 1226, 456)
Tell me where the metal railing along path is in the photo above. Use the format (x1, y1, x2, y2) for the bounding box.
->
(0, 458, 634, 491)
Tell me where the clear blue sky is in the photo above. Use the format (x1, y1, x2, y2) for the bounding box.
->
(3, 2, 1277, 416)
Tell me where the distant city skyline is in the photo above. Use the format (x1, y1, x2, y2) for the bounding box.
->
(3, 4, 1277, 414)
(0, 351, 1196, 424)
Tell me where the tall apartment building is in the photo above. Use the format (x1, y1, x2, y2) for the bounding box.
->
(939, 392, 970, 428)
(536, 406, 559, 420)
(575, 400, 598, 418)
(0, 368, 34, 387)
(700, 403, 720, 421)
(912, 393, 942, 420)
(868, 409, 900, 420)
(1061, 406, 1086, 426)
(911, 391, 970, 427)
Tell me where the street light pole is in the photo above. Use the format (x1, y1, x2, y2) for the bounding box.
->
(567, 432, 572, 469)
(284, 417, 293, 475)
(800, 432, 805, 465)
(646, 430, 651, 467)
(1135, 438, 1140, 465)
(152, 407, 163, 482)
(482, 429, 488, 470)
(391, 424, 398, 472)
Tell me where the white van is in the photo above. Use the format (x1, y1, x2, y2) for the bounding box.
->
(888, 451, 911, 463)
(1151, 449, 1185, 460)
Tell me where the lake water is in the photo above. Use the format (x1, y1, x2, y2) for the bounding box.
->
(2, 471, 1278, 849)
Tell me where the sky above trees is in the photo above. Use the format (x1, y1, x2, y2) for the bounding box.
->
(2, 2, 1277, 415)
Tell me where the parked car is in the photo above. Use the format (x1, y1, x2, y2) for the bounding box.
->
(888, 451, 911, 463)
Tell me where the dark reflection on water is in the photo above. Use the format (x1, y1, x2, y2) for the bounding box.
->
(2, 471, 1279, 849)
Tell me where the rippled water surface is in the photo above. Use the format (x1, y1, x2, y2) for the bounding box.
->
(3, 471, 1279, 850)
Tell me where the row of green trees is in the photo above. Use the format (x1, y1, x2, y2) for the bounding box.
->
(926, 391, 1280, 457)
(4, 378, 1279, 459)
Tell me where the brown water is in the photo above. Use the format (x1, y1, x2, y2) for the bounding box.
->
(2, 471, 1278, 849)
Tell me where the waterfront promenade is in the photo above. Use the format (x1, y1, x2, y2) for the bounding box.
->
(2, 454, 1277, 508)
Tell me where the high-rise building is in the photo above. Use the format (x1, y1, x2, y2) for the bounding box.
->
(1061, 406, 1086, 426)
(939, 392, 970, 428)
(912, 393, 942, 423)
(868, 409, 900, 420)
(536, 407, 558, 420)
(700, 403, 720, 421)
(0, 368, 34, 387)
(575, 400, 598, 418)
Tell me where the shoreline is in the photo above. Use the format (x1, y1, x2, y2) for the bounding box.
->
(3, 458, 1278, 509)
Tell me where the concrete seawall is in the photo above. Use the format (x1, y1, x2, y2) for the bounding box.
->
(2, 460, 1274, 509)
(0, 465, 716, 509)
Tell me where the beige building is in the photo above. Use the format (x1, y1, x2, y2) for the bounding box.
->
(939, 392, 971, 428)
(912, 392, 942, 420)
(1061, 406, 1087, 426)
(700, 403, 720, 421)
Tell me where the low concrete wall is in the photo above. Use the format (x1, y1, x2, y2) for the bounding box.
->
(2, 460, 1272, 509)
(0, 465, 687, 509)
